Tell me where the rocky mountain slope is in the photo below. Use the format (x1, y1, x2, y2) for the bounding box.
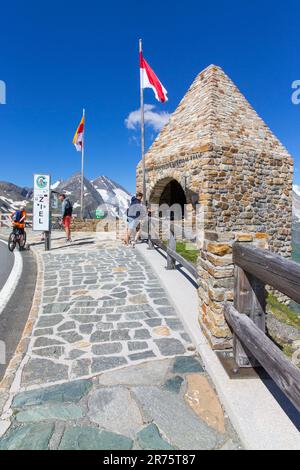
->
(0, 182, 32, 213)
(293, 185, 300, 221)
(0, 175, 131, 219)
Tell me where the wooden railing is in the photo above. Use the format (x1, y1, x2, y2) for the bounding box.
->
(148, 221, 198, 281)
(146, 218, 300, 411)
(225, 243, 300, 413)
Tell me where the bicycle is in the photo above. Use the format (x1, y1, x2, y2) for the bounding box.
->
(51, 217, 64, 231)
(8, 227, 27, 252)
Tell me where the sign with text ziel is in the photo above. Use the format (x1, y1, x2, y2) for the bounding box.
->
(33, 174, 51, 231)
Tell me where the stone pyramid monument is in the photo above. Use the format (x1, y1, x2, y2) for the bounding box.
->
(137, 64, 293, 348)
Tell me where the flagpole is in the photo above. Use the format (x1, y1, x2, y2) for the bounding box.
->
(139, 39, 146, 204)
(80, 108, 85, 220)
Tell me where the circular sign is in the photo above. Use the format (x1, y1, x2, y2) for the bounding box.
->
(36, 175, 48, 189)
(95, 209, 106, 220)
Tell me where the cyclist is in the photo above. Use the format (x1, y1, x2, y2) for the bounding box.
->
(9, 207, 26, 234)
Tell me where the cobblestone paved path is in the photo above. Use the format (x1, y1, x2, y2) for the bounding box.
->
(22, 243, 192, 387)
(0, 233, 242, 450)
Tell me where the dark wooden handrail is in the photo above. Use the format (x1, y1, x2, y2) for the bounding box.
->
(151, 238, 199, 280)
(233, 243, 300, 305)
(225, 241, 300, 412)
(225, 303, 300, 412)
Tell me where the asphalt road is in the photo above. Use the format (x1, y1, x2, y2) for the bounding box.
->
(0, 245, 37, 381)
(0, 240, 14, 291)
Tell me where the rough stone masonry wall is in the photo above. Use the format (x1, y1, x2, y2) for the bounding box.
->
(138, 145, 293, 350)
(197, 143, 293, 349)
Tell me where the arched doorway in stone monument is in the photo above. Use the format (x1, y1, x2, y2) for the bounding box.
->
(149, 177, 187, 211)
(149, 177, 190, 242)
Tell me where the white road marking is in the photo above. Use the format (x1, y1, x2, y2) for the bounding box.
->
(0, 240, 23, 315)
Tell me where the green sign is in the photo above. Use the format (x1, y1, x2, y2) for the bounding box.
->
(95, 209, 105, 220)
(36, 175, 48, 189)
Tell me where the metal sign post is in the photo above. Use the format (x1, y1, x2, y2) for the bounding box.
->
(33, 174, 51, 251)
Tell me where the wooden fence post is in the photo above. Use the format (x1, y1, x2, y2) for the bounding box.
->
(234, 265, 266, 367)
(166, 222, 176, 270)
(147, 212, 154, 250)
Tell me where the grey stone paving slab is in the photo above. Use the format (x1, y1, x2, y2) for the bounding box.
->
(0, 423, 54, 450)
(22, 359, 69, 386)
(128, 341, 149, 351)
(12, 379, 92, 409)
(68, 350, 86, 360)
(33, 337, 65, 348)
(88, 387, 143, 438)
(111, 329, 131, 341)
(173, 355, 204, 374)
(57, 321, 76, 331)
(134, 329, 151, 340)
(98, 360, 171, 386)
(92, 343, 123, 356)
(71, 359, 91, 378)
(95, 321, 114, 331)
(165, 318, 185, 331)
(36, 315, 64, 328)
(33, 328, 54, 337)
(58, 426, 133, 450)
(43, 303, 71, 314)
(33, 346, 65, 359)
(79, 324, 94, 334)
(91, 356, 128, 374)
(133, 387, 219, 450)
(116, 321, 143, 329)
(71, 315, 103, 323)
(154, 339, 186, 356)
(15, 404, 83, 422)
(60, 332, 83, 343)
(129, 351, 156, 361)
(145, 318, 162, 327)
(137, 424, 174, 450)
(90, 331, 110, 343)
(163, 376, 184, 394)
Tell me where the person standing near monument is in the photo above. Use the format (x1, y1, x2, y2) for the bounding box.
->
(124, 192, 145, 247)
(59, 194, 73, 243)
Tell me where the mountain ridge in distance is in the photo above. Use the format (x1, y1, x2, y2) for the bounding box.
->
(0, 174, 132, 219)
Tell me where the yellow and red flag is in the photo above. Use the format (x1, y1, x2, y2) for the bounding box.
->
(72, 113, 85, 151)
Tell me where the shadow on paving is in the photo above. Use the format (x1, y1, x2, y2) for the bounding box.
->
(258, 369, 300, 431)
(49, 241, 95, 251)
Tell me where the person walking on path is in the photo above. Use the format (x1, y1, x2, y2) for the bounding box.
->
(124, 192, 146, 247)
(59, 194, 73, 243)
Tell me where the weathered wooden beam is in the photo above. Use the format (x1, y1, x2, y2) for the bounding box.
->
(167, 225, 176, 270)
(233, 266, 266, 367)
(233, 243, 300, 304)
(167, 248, 199, 279)
(151, 238, 198, 279)
(151, 238, 166, 252)
(225, 302, 300, 413)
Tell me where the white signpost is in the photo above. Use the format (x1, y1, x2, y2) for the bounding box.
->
(33, 174, 51, 250)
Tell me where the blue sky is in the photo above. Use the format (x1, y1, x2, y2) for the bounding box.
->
(1, 0, 299, 193)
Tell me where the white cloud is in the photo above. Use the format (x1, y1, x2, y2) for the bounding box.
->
(125, 104, 171, 132)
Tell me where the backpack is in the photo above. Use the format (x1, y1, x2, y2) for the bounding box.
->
(64, 199, 73, 216)
(12, 210, 23, 223)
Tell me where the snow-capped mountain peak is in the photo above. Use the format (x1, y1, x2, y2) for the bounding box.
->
(293, 185, 300, 221)
(51, 180, 62, 190)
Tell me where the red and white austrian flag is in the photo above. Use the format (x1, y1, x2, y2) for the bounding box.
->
(140, 52, 168, 103)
